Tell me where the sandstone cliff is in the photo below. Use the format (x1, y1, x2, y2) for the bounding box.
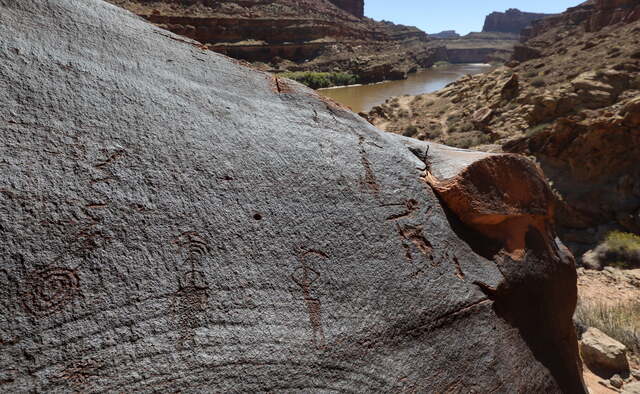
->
(0, 0, 586, 392)
(432, 32, 520, 64)
(366, 0, 640, 259)
(483, 8, 553, 34)
(522, 0, 640, 39)
(105, 0, 443, 84)
(328, 0, 364, 18)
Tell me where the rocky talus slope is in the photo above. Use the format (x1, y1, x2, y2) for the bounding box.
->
(105, 0, 443, 83)
(367, 0, 640, 258)
(0, 0, 587, 392)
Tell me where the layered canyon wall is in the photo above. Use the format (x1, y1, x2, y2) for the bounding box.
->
(483, 8, 553, 34)
(328, 0, 364, 18)
(522, 0, 640, 39)
(105, 0, 442, 83)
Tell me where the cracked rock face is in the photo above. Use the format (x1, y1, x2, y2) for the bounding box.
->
(0, 0, 585, 392)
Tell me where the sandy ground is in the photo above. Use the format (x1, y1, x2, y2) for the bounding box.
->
(578, 268, 640, 306)
(578, 268, 640, 393)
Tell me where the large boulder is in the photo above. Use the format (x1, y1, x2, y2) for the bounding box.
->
(0, 0, 586, 392)
(580, 327, 631, 378)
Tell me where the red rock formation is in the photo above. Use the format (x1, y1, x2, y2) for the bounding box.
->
(522, 0, 640, 39)
(425, 154, 555, 260)
(483, 8, 553, 34)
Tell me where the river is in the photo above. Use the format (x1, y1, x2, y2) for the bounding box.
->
(318, 63, 495, 113)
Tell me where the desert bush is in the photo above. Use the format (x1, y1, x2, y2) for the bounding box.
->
(601, 231, 640, 269)
(279, 71, 358, 89)
(424, 128, 443, 139)
(575, 301, 640, 355)
(443, 132, 493, 149)
(531, 78, 546, 88)
(525, 122, 552, 137)
(432, 61, 451, 68)
(403, 125, 419, 137)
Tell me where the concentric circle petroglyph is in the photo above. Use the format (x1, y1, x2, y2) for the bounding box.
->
(20, 267, 80, 316)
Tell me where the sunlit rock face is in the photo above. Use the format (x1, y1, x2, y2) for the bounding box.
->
(482, 8, 553, 34)
(0, 0, 585, 392)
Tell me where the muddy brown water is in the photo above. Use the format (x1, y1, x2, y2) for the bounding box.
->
(318, 63, 495, 114)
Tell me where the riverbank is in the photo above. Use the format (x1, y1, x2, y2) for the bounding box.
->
(318, 63, 495, 113)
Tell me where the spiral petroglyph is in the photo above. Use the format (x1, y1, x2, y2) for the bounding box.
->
(20, 268, 80, 317)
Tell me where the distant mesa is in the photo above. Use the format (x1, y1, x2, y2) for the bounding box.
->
(483, 8, 553, 34)
(429, 30, 461, 39)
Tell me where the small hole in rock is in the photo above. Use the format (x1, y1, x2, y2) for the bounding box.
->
(253, 213, 263, 220)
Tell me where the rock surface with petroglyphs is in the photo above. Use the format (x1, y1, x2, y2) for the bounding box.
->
(0, 0, 586, 392)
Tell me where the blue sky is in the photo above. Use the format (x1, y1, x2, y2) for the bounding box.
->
(365, 0, 581, 35)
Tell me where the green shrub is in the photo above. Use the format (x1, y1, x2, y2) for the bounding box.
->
(603, 231, 640, 269)
(432, 61, 451, 68)
(278, 71, 358, 89)
(584, 231, 640, 270)
(403, 125, 419, 137)
(575, 301, 640, 354)
(443, 132, 493, 149)
(425, 128, 443, 139)
(606, 231, 640, 251)
(525, 122, 551, 137)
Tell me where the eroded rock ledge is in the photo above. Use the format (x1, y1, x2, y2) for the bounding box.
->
(0, 0, 585, 392)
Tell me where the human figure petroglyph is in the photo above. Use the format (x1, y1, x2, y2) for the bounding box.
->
(292, 251, 327, 350)
(171, 232, 211, 347)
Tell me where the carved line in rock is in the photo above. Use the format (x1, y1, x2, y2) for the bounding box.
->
(20, 267, 81, 317)
(173, 231, 210, 274)
(269, 75, 294, 94)
(357, 136, 380, 197)
(292, 250, 328, 350)
(385, 199, 420, 221)
(171, 231, 211, 347)
(92, 149, 125, 184)
(68, 213, 109, 259)
(54, 359, 101, 389)
(17, 150, 126, 318)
